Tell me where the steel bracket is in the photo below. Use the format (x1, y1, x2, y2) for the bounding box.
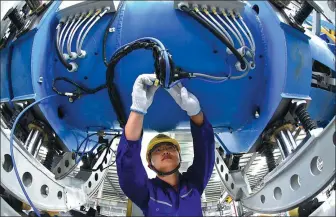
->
(0, 128, 113, 211)
(240, 117, 335, 213)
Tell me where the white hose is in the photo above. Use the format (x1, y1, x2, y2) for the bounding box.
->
(231, 12, 254, 51)
(61, 17, 76, 54)
(195, 9, 232, 46)
(205, 10, 234, 46)
(77, 8, 109, 56)
(59, 19, 70, 48)
(215, 13, 243, 47)
(223, 12, 245, 47)
(76, 10, 101, 56)
(239, 15, 256, 51)
(66, 14, 85, 57)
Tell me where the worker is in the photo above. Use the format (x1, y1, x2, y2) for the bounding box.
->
(117, 74, 215, 216)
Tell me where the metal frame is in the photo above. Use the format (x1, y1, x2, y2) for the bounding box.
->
(0, 127, 113, 211)
(215, 117, 335, 213)
(0, 198, 21, 217)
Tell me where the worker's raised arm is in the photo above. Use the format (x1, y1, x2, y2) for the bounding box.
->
(117, 74, 158, 210)
(167, 84, 215, 194)
(187, 112, 215, 194)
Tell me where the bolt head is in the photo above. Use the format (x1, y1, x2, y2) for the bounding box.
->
(69, 98, 74, 103)
(255, 111, 260, 119)
(38, 76, 43, 84)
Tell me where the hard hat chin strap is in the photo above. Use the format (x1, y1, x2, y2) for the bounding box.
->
(150, 153, 181, 177)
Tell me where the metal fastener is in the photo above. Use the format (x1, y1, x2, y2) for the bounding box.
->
(38, 76, 43, 84)
(255, 111, 260, 119)
(69, 98, 74, 103)
(109, 27, 115, 33)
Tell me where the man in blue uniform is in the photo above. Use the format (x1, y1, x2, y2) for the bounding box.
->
(117, 74, 215, 216)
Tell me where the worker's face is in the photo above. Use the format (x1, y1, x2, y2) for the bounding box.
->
(150, 143, 179, 173)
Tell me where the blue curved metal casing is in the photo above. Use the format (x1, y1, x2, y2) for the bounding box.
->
(0, 1, 335, 153)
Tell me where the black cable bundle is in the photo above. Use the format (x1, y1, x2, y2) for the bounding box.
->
(87, 135, 121, 172)
(52, 77, 107, 99)
(105, 40, 166, 127)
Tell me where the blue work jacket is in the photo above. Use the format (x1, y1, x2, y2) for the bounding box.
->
(117, 116, 215, 216)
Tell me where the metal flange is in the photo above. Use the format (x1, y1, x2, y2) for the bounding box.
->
(0, 128, 115, 212)
(240, 117, 335, 213)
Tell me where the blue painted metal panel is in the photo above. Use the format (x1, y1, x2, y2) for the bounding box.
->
(281, 23, 312, 98)
(308, 88, 336, 127)
(10, 31, 36, 101)
(1, 1, 334, 153)
(0, 47, 11, 102)
(308, 32, 336, 73)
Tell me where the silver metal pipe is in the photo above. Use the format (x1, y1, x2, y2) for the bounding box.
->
(24, 129, 35, 148)
(204, 9, 234, 45)
(230, 12, 254, 51)
(280, 130, 294, 154)
(33, 139, 43, 158)
(216, 13, 243, 47)
(61, 17, 77, 54)
(77, 8, 109, 57)
(27, 131, 42, 154)
(222, 11, 245, 47)
(195, 9, 232, 45)
(276, 137, 287, 159)
(67, 13, 88, 58)
(76, 9, 101, 56)
(238, 14, 256, 51)
(286, 129, 297, 149)
(276, 129, 296, 159)
(59, 19, 70, 48)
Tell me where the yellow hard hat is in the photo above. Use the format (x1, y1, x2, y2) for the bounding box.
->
(146, 134, 180, 163)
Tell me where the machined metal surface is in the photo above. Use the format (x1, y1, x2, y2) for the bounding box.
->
(241, 117, 335, 213)
(52, 152, 77, 180)
(0, 198, 21, 217)
(0, 127, 114, 211)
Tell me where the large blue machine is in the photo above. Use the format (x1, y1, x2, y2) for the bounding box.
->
(0, 1, 335, 215)
(1, 1, 334, 153)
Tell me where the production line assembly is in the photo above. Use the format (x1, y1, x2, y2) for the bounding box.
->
(0, 0, 335, 216)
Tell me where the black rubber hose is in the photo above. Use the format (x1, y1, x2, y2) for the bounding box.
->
(103, 1, 125, 67)
(180, 6, 246, 69)
(55, 22, 73, 70)
(52, 77, 107, 97)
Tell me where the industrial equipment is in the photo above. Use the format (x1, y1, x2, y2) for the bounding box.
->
(0, 0, 335, 216)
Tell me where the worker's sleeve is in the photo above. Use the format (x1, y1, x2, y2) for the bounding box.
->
(184, 115, 215, 195)
(116, 131, 149, 210)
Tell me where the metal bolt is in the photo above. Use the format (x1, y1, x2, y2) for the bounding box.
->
(109, 27, 115, 33)
(38, 76, 43, 84)
(255, 111, 260, 119)
(69, 98, 74, 103)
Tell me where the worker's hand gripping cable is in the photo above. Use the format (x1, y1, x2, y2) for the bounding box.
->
(130, 74, 159, 115)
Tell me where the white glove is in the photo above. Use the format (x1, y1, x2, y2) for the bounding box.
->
(167, 83, 201, 116)
(131, 74, 159, 114)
